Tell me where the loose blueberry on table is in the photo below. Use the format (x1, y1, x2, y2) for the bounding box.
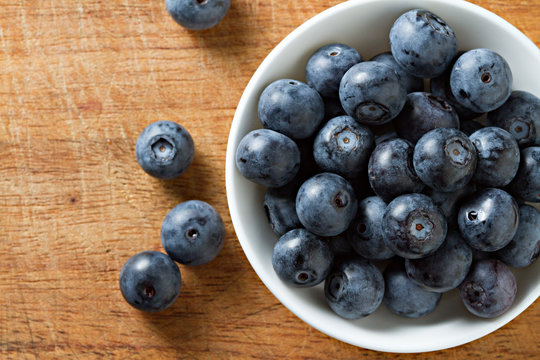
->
(165, 0, 231, 31)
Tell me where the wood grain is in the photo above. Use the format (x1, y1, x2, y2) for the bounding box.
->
(0, 0, 538, 359)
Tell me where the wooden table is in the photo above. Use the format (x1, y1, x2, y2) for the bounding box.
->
(0, 0, 538, 358)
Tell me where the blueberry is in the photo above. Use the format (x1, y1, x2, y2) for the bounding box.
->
(306, 43, 363, 98)
(263, 186, 302, 237)
(458, 188, 519, 252)
(393, 92, 459, 144)
(487, 91, 540, 147)
(450, 49, 513, 113)
(469, 127, 520, 187)
(135, 121, 194, 180)
(459, 259, 517, 318)
(382, 193, 447, 259)
(339, 61, 406, 125)
(272, 228, 333, 287)
(235, 129, 300, 188)
(325, 257, 384, 319)
(383, 259, 442, 318)
(413, 128, 477, 192)
(346, 196, 394, 260)
(165, 0, 231, 31)
(426, 183, 477, 228)
(161, 200, 225, 266)
(405, 229, 473, 292)
(390, 9, 457, 78)
(495, 205, 540, 268)
(507, 146, 540, 203)
(258, 79, 325, 139)
(313, 115, 374, 179)
(371, 51, 424, 93)
(368, 138, 424, 202)
(296, 172, 357, 237)
(119, 251, 181, 312)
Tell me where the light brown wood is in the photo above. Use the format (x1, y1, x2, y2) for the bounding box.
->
(0, 0, 538, 358)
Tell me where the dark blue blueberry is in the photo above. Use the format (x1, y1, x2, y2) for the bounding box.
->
(325, 257, 384, 319)
(382, 193, 447, 259)
(390, 9, 457, 78)
(371, 52, 424, 93)
(135, 121, 194, 180)
(119, 251, 181, 312)
(161, 200, 225, 266)
(263, 186, 302, 237)
(383, 258, 442, 318)
(495, 205, 540, 268)
(405, 229, 473, 292)
(450, 48, 513, 113)
(393, 92, 459, 144)
(258, 79, 324, 139)
(235, 129, 300, 188)
(460, 119, 484, 136)
(487, 91, 540, 147)
(313, 116, 374, 179)
(306, 43, 363, 98)
(346, 196, 394, 260)
(458, 188, 519, 252)
(507, 146, 540, 203)
(339, 61, 406, 125)
(426, 183, 477, 228)
(368, 138, 424, 202)
(296, 172, 357, 237)
(459, 259, 517, 318)
(413, 128, 477, 192)
(272, 228, 333, 287)
(470, 127, 520, 187)
(165, 0, 230, 31)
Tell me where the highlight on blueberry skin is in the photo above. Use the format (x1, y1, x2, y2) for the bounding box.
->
(165, 0, 231, 31)
(459, 259, 517, 318)
(119, 251, 182, 313)
(135, 120, 195, 180)
(507, 146, 540, 203)
(161, 200, 225, 266)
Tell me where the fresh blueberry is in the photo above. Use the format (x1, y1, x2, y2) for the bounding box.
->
(339, 61, 406, 125)
(405, 229, 473, 292)
(368, 138, 424, 202)
(383, 258, 442, 318)
(458, 188, 519, 252)
(426, 183, 477, 228)
(165, 0, 231, 31)
(507, 146, 540, 203)
(161, 200, 225, 266)
(306, 43, 363, 98)
(263, 186, 302, 237)
(235, 129, 300, 188)
(135, 121, 194, 180)
(469, 127, 520, 187)
(460, 119, 484, 136)
(325, 257, 384, 319)
(390, 9, 457, 78)
(258, 79, 325, 139)
(313, 115, 374, 179)
(296, 172, 357, 237)
(495, 205, 540, 268)
(371, 51, 424, 93)
(487, 90, 540, 147)
(459, 259, 517, 318)
(119, 251, 181, 312)
(393, 92, 459, 144)
(346, 196, 394, 260)
(450, 48, 513, 113)
(272, 228, 333, 287)
(413, 128, 477, 192)
(382, 193, 447, 259)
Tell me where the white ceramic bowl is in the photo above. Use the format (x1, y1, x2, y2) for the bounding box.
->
(225, 0, 540, 353)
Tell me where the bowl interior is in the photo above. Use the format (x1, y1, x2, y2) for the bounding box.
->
(226, 0, 540, 353)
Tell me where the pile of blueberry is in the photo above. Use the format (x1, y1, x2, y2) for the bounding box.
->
(119, 121, 226, 312)
(236, 9, 540, 319)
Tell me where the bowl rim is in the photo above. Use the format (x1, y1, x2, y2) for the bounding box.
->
(225, 0, 540, 353)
